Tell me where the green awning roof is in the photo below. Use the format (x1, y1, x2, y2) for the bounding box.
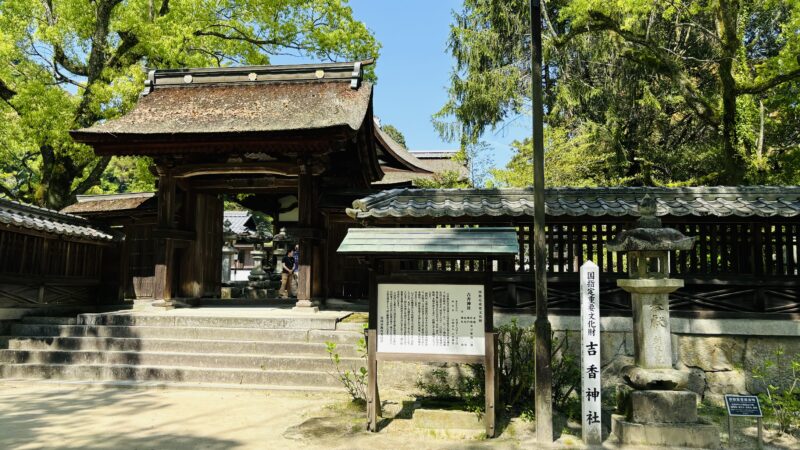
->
(337, 227, 519, 256)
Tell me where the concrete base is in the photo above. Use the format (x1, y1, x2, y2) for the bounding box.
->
(612, 414, 720, 448)
(293, 299, 319, 313)
(412, 409, 484, 431)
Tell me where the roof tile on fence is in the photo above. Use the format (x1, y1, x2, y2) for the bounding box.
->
(0, 198, 114, 241)
(346, 186, 800, 220)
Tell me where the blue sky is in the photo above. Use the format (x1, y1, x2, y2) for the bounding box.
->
(279, 0, 530, 170)
(349, 0, 530, 169)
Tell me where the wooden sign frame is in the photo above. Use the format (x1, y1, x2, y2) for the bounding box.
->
(365, 269, 499, 437)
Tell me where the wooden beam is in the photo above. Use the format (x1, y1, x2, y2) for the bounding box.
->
(173, 162, 300, 178)
(187, 177, 297, 192)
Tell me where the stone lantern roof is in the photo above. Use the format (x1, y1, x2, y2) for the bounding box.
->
(606, 195, 695, 253)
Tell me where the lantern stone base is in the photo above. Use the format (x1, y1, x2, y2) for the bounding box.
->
(613, 389, 720, 448)
(612, 414, 720, 448)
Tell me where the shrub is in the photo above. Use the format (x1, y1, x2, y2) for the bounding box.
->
(751, 347, 800, 434)
(416, 320, 582, 419)
(325, 337, 368, 405)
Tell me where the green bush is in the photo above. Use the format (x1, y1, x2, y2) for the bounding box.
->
(416, 320, 581, 419)
(325, 336, 368, 405)
(751, 347, 800, 434)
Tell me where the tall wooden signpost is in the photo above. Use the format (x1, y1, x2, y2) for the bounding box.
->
(580, 261, 602, 445)
(530, 0, 553, 444)
(337, 227, 519, 438)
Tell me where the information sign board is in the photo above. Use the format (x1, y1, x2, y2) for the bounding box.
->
(725, 395, 763, 417)
(376, 283, 485, 356)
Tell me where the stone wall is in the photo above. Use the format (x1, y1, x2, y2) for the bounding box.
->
(377, 314, 800, 406)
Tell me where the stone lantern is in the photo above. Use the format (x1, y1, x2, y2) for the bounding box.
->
(246, 222, 274, 299)
(220, 219, 238, 299)
(607, 195, 719, 448)
(272, 227, 292, 276)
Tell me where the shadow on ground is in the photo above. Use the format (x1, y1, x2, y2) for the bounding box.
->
(0, 386, 241, 450)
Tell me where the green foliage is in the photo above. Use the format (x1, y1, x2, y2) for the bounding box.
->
(381, 124, 407, 149)
(495, 320, 581, 419)
(325, 336, 368, 405)
(415, 320, 581, 419)
(0, 0, 380, 209)
(751, 347, 800, 434)
(441, 0, 800, 186)
(414, 170, 472, 189)
(416, 367, 485, 414)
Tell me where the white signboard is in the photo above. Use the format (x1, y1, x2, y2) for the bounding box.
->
(376, 283, 485, 356)
(580, 261, 601, 445)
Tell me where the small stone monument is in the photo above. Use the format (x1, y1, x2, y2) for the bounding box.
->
(607, 195, 720, 448)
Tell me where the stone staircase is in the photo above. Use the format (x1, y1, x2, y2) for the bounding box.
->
(0, 311, 365, 391)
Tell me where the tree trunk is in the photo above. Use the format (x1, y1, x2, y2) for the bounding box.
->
(716, 0, 745, 184)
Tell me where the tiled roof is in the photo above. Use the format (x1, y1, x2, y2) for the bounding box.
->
(410, 150, 459, 159)
(337, 227, 519, 256)
(373, 126, 467, 186)
(0, 198, 115, 241)
(61, 192, 156, 215)
(347, 186, 800, 220)
(223, 211, 255, 235)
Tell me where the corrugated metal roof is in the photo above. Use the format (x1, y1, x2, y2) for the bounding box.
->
(61, 192, 156, 215)
(347, 186, 800, 220)
(337, 227, 519, 256)
(0, 198, 114, 241)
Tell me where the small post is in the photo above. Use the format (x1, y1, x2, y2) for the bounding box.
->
(728, 415, 733, 447)
(366, 328, 378, 432)
(756, 417, 763, 450)
(484, 331, 498, 437)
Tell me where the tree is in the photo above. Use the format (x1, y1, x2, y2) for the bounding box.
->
(438, 0, 800, 186)
(381, 123, 408, 148)
(0, 0, 380, 209)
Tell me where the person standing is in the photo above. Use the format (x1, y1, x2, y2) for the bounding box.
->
(279, 249, 294, 299)
(291, 244, 300, 297)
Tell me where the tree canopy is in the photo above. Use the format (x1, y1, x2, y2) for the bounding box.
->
(0, 0, 379, 209)
(438, 0, 800, 187)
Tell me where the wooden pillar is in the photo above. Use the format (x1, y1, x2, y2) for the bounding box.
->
(294, 165, 318, 311)
(153, 168, 177, 308)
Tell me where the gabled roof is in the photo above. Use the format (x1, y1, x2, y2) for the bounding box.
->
(70, 61, 375, 150)
(61, 192, 156, 216)
(0, 198, 114, 242)
(337, 227, 519, 256)
(347, 186, 800, 220)
(372, 125, 468, 186)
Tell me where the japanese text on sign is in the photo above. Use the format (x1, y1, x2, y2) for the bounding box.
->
(377, 284, 485, 356)
(580, 261, 602, 445)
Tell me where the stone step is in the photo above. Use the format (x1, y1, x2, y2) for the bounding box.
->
(5, 336, 360, 356)
(8, 324, 362, 345)
(76, 313, 339, 330)
(0, 363, 343, 387)
(0, 379, 346, 394)
(0, 349, 361, 372)
(20, 316, 78, 325)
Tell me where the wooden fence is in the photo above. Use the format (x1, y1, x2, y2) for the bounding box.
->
(391, 218, 799, 318)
